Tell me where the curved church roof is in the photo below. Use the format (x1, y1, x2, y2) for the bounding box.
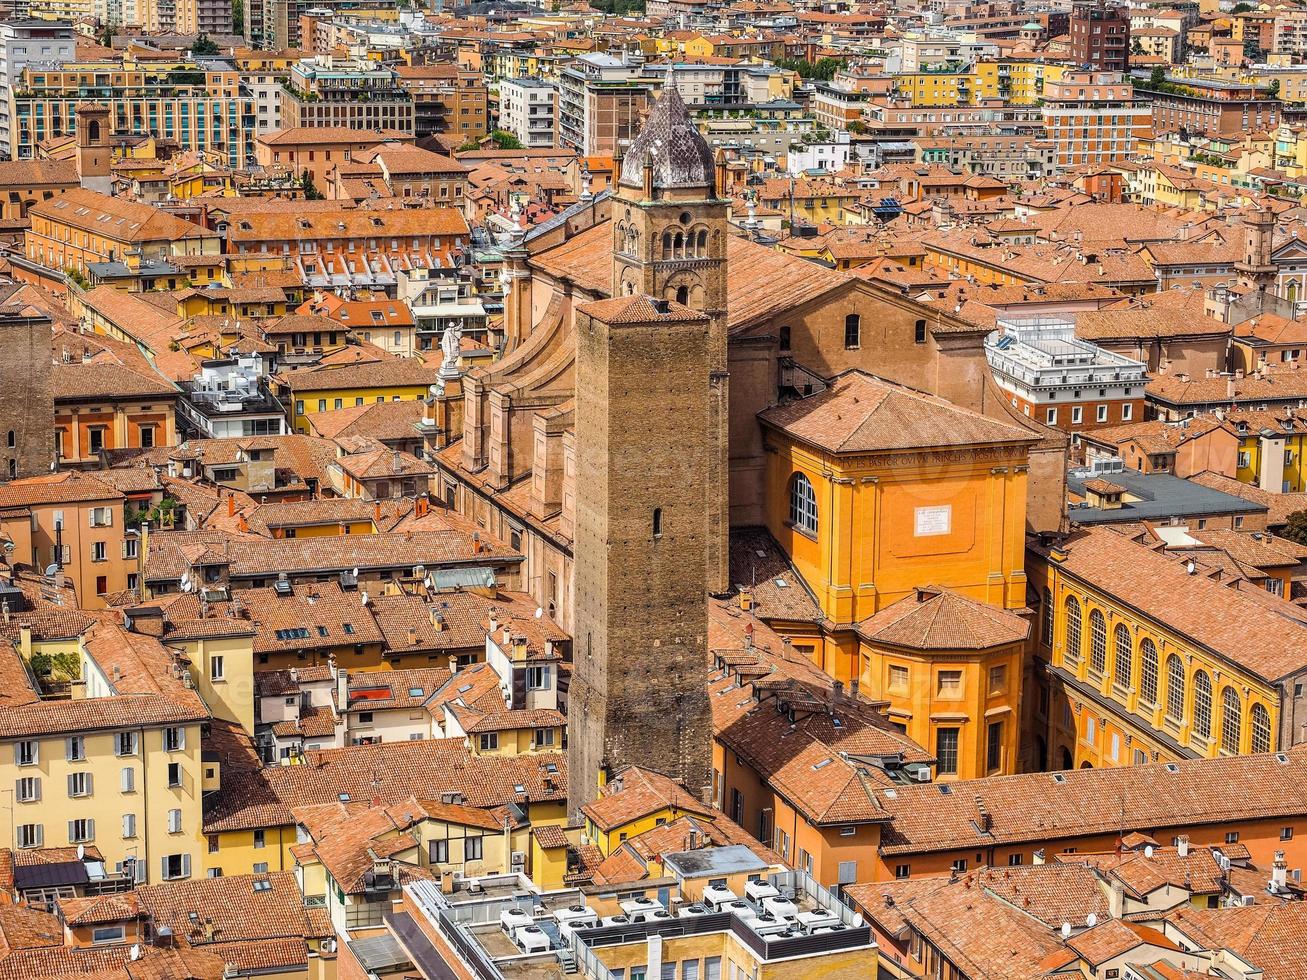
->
(618, 85, 716, 192)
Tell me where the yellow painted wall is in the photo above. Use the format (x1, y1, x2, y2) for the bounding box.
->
(763, 434, 1029, 627)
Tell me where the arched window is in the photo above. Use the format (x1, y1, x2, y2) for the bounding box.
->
(652, 507, 662, 538)
(1221, 687, 1242, 753)
(87, 118, 100, 142)
(695, 228, 708, 254)
(1251, 703, 1272, 754)
(778, 326, 791, 352)
(1165, 654, 1185, 721)
(1139, 639, 1158, 704)
(789, 473, 817, 536)
(1193, 670, 1212, 740)
(1041, 588, 1053, 648)
(662, 230, 673, 258)
(1063, 596, 1081, 668)
(844, 313, 860, 349)
(673, 231, 684, 257)
(675, 285, 689, 305)
(1089, 610, 1107, 674)
(1113, 623, 1132, 689)
(4, 430, 13, 449)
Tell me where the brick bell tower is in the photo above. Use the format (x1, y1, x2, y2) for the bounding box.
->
(568, 85, 723, 812)
(609, 83, 730, 597)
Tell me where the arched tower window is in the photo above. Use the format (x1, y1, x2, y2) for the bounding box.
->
(1221, 687, 1242, 753)
(1042, 588, 1054, 648)
(1088, 610, 1106, 674)
(1113, 623, 1132, 689)
(662, 231, 673, 258)
(844, 314, 860, 349)
(789, 473, 817, 536)
(695, 228, 708, 255)
(1063, 596, 1081, 668)
(673, 231, 684, 257)
(1165, 654, 1185, 721)
(675, 285, 689, 305)
(1139, 639, 1158, 704)
(87, 118, 100, 142)
(1251, 703, 1272, 754)
(1193, 670, 1213, 740)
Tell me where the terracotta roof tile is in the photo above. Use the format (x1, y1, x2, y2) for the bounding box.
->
(760, 370, 1035, 454)
(858, 587, 1030, 650)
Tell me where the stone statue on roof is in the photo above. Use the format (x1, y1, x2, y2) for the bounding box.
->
(438, 323, 462, 382)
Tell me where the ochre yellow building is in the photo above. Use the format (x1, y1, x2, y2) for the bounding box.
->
(1029, 527, 1296, 774)
(752, 370, 1036, 779)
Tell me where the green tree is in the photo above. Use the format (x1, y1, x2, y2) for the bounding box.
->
(1283, 509, 1307, 546)
(232, 0, 244, 33)
(192, 33, 218, 55)
(65, 266, 89, 289)
(775, 56, 844, 81)
(1269, 79, 1281, 97)
(51, 651, 80, 680)
(1232, 2, 1253, 12)
(489, 129, 524, 150)
(1150, 66, 1166, 87)
(301, 168, 324, 200)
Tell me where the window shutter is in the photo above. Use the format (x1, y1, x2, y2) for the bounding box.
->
(33, 825, 43, 847)
(33, 778, 41, 802)
(65, 739, 73, 761)
(85, 773, 92, 795)
(67, 774, 75, 796)
(122, 813, 135, 838)
(68, 820, 76, 841)
(121, 540, 131, 559)
(121, 767, 134, 792)
(181, 853, 191, 878)
(87, 818, 94, 840)
(161, 856, 169, 879)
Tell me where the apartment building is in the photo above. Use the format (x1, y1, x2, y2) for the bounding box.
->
(279, 57, 414, 132)
(1041, 70, 1151, 168)
(253, 126, 413, 186)
(0, 19, 75, 159)
(1029, 526, 1306, 774)
(13, 58, 257, 166)
(557, 53, 652, 156)
(25, 188, 219, 276)
(173, 0, 231, 34)
(0, 622, 208, 883)
(395, 64, 489, 140)
(499, 77, 557, 149)
(0, 472, 139, 606)
(1070, 1, 1131, 73)
(1135, 73, 1280, 139)
(986, 316, 1149, 436)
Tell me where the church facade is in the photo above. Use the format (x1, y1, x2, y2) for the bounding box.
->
(425, 87, 1068, 806)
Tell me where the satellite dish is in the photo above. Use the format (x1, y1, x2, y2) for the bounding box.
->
(1060, 922, 1071, 940)
(1086, 913, 1098, 928)
(534, 607, 543, 618)
(360, 591, 369, 606)
(351, 567, 359, 578)
(76, 844, 84, 860)
(182, 581, 193, 593)
(1144, 845, 1155, 858)
(130, 944, 141, 961)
